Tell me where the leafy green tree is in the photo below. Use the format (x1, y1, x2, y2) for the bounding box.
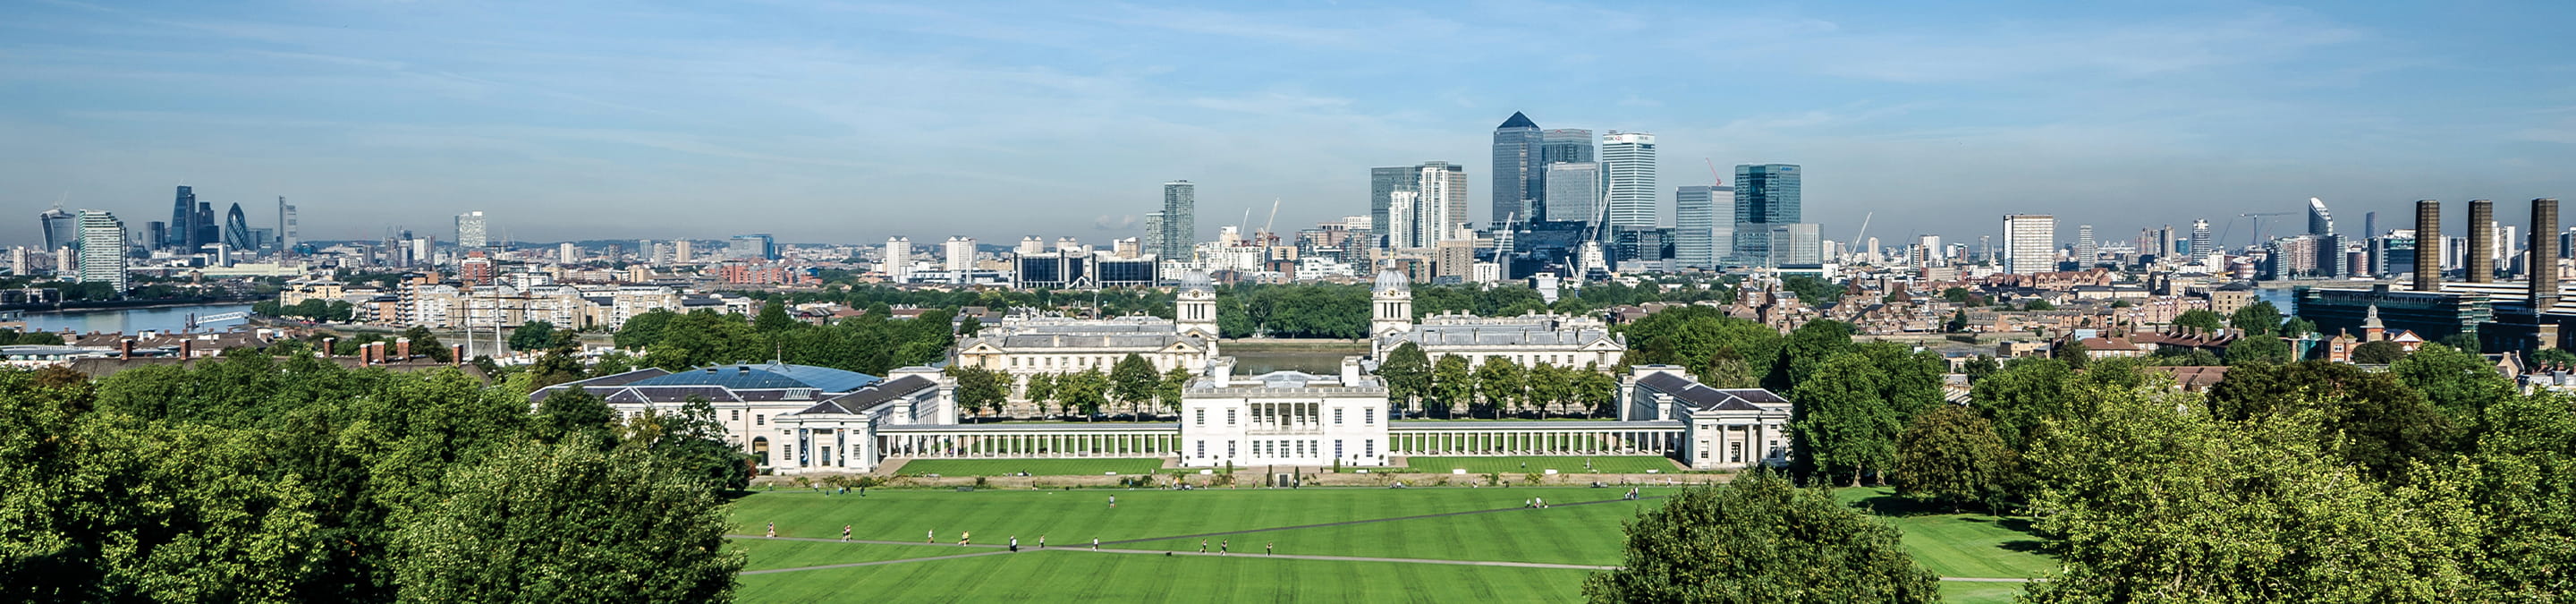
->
(2453, 392, 2576, 598)
(1055, 369, 1110, 420)
(508, 320, 556, 352)
(2055, 338, 2090, 370)
(1969, 358, 2073, 456)
(1377, 342, 1432, 413)
(1215, 294, 1256, 338)
(2389, 344, 2515, 430)
(1022, 373, 1058, 418)
(2352, 340, 2409, 364)
(1474, 358, 1527, 417)
(2229, 300, 2284, 335)
(2205, 361, 2454, 481)
(1577, 365, 1620, 418)
(1771, 319, 1855, 392)
(2529, 346, 2576, 367)
(619, 397, 751, 490)
(1962, 354, 2000, 383)
(1431, 354, 1474, 419)
(1944, 309, 1970, 333)
(2224, 335, 2288, 365)
(2174, 309, 2225, 332)
(614, 309, 676, 349)
(1942, 286, 1973, 303)
(2440, 333, 2482, 353)
(2281, 317, 2316, 338)
(1893, 404, 2017, 513)
(1157, 367, 1192, 415)
(1790, 342, 1945, 485)
(2023, 299, 2055, 311)
(956, 315, 983, 336)
(1110, 353, 1159, 417)
(753, 299, 799, 333)
(946, 366, 1010, 419)
(401, 326, 452, 362)
(1581, 471, 1939, 603)
(1526, 362, 1573, 415)
(1778, 275, 1845, 307)
(391, 435, 742, 602)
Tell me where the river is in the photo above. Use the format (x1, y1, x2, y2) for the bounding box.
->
(17, 302, 255, 335)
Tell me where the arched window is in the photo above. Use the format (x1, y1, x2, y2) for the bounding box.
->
(752, 437, 772, 466)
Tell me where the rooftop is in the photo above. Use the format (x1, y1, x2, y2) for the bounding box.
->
(628, 362, 882, 392)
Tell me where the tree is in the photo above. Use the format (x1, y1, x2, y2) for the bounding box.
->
(2353, 340, 2409, 364)
(1772, 319, 1855, 392)
(534, 387, 617, 446)
(1581, 471, 1939, 603)
(2023, 299, 2055, 311)
(2389, 344, 2514, 429)
(1474, 357, 1526, 417)
(2229, 300, 2284, 336)
(1962, 355, 2000, 383)
(401, 326, 452, 362)
(2530, 346, 2576, 367)
(956, 315, 984, 337)
(2204, 361, 2454, 481)
(2174, 309, 2225, 332)
(508, 320, 557, 352)
(1944, 309, 1970, 333)
(1109, 353, 1159, 417)
(391, 435, 743, 602)
(753, 299, 799, 333)
(2440, 333, 2482, 353)
(1526, 363, 1574, 416)
(1577, 366, 1620, 418)
(2224, 335, 2288, 365)
(1377, 342, 1432, 414)
(1056, 369, 1110, 421)
(1969, 358, 2074, 456)
(1157, 367, 1192, 415)
(1023, 373, 1058, 418)
(1892, 404, 2016, 513)
(2281, 317, 2317, 338)
(947, 366, 1010, 419)
(1790, 343, 1945, 485)
(2055, 339, 2091, 370)
(614, 309, 676, 349)
(1430, 354, 1474, 419)
(1942, 286, 1973, 303)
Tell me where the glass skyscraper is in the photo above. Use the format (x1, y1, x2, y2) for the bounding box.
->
(1161, 181, 1196, 260)
(166, 185, 195, 250)
(1731, 164, 1801, 266)
(38, 206, 75, 251)
(1675, 184, 1733, 269)
(76, 209, 125, 293)
(1490, 112, 1543, 226)
(1370, 163, 1467, 249)
(223, 203, 254, 251)
(1543, 162, 1602, 224)
(1601, 132, 1657, 232)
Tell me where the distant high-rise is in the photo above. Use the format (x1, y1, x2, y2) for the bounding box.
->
(1731, 164, 1801, 267)
(166, 186, 196, 250)
(1914, 234, 1944, 267)
(2075, 225, 2096, 268)
(194, 200, 216, 251)
(1491, 112, 1544, 225)
(1372, 162, 1468, 249)
(277, 197, 298, 252)
(1141, 211, 1165, 259)
(1542, 162, 1602, 224)
(558, 242, 577, 264)
(456, 211, 488, 249)
(1600, 132, 1657, 231)
(76, 209, 125, 293)
(944, 236, 977, 272)
(730, 234, 776, 260)
(885, 237, 912, 282)
(673, 240, 692, 263)
(38, 206, 75, 251)
(2002, 214, 2056, 274)
(1767, 224, 1822, 266)
(2190, 220, 2214, 257)
(223, 203, 253, 251)
(1538, 129, 1594, 222)
(1674, 184, 1733, 269)
(2308, 197, 2334, 237)
(1161, 181, 1195, 260)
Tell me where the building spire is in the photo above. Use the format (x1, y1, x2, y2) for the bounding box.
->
(2362, 302, 2383, 330)
(1497, 111, 1537, 130)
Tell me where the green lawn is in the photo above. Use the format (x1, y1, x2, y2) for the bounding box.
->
(716, 485, 2054, 602)
(1400, 455, 1681, 475)
(1834, 487, 2058, 580)
(733, 548, 1595, 602)
(892, 458, 1165, 476)
(727, 539, 984, 571)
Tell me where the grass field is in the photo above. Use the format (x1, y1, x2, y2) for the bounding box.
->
(1399, 455, 1681, 475)
(892, 458, 1166, 476)
(718, 483, 2050, 603)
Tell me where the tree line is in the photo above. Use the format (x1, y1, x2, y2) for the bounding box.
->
(0, 353, 746, 602)
(1370, 342, 1621, 419)
(611, 303, 954, 379)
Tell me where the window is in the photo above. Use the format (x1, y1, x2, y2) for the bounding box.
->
(1226, 409, 1236, 425)
(1699, 440, 1711, 459)
(1196, 440, 1206, 457)
(1195, 409, 1206, 426)
(1364, 439, 1375, 457)
(1334, 408, 1343, 425)
(1335, 439, 1343, 458)
(755, 414, 766, 426)
(731, 409, 741, 421)
(1364, 408, 1375, 425)
(1227, 440, 1237, 457)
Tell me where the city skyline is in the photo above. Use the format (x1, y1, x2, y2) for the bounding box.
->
(4, 2, 2573, 248)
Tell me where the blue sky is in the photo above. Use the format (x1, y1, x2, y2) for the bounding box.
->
(4, 0, 2573, 249)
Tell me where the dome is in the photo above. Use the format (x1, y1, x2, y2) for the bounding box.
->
(1180, 269, 1214, 293)
(1373, 270, 1410, 294)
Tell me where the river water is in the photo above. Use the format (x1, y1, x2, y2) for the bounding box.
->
(16, 302, 255, 335)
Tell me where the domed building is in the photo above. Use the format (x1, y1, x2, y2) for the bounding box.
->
(1367, 270, 1624, 371)
(530, 362, 955, 473)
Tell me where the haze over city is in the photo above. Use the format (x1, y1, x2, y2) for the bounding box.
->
(4, 0, 2573, 246)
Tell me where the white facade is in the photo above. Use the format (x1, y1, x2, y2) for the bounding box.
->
(1180, 358, 1390, 468)
(75, 210, 125, 292)
(944, 236, 976, 272)
(885, 237, 912, 282)
(1620, 365, 1792, 471)
(2003, 214, 2056, 274)
(1601, 132, 1657, 230)
(455, 211, 487, 249)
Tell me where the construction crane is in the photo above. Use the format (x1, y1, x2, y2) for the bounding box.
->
(1260, 199, 1280, 239)
(2237, 211, 2297, 248)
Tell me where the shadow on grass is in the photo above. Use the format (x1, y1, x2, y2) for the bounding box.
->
(1847, 492, 1958, 517)
(1999, 539, 2048, 554)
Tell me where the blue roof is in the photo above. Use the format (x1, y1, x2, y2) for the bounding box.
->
(629, 362, 882, 392)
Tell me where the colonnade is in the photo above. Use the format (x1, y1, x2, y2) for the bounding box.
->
(1386, 428, 1678, 456)
(881, 430, 1180, 459)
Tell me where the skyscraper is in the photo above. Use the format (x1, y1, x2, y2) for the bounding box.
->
(558, 242, 577, 264)
(944, 236, 976, 272)
(1371, 162, 1468, 249)
(730, 234, 776, 260)
(1674, 184, 1733, 269)
(1140, 211, 1165, 259)
(194, 200, 216, 251)
(2002, 214, 2056, 274)
(223, 203, 253, 251)
(1731, 164, 1802, 267)
(38, 206, 75, 251)
(1767, 224, 1822, 266)
(2075, 225, 2096, 268)
(456, 211, 488, 249)
(885, 237, 912, 282)
(1161, 181, 1195, 260)
(2307, 197, 2334, 237)
(1600, 132, 1657, 231)
(2190, 220, 2214, 258)
(1491, 112, 1544, 225)
(76, 209, 125, 293)
(166, 186, 195, 250)
(1368, 167, 1408, 249)
(277, 197, 298, 252)
(1538, 128, 1594, 223)
(1542, 163, 1603, 224)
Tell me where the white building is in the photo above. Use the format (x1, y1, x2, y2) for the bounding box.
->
(534, 363, 953, 474)
(75, 210, 125, 292)
(952, 276, 1220, 409)
(1367, 271, 1623, 370)
(1620, 365, 1792, 471)
(455, 211, 487, 249)
(1179, 357, 1390, 468)
(1601, 131, 1658, 230)
(2003, 214, 2056, 275)
(944, 236, 976, 273)
(885, 236, 912, 282)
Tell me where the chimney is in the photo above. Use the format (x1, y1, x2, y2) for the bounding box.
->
(452, 345, 465, 365)
(2414, 200, 2442, 292)
(120, 338, 134, 361)
(2534, 198, 2561, 310)
(2470, 199, 2496, 284)
(321, 337, 336, 358)
(396, 338, 411, 361)
(179, 339, 193, 360)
